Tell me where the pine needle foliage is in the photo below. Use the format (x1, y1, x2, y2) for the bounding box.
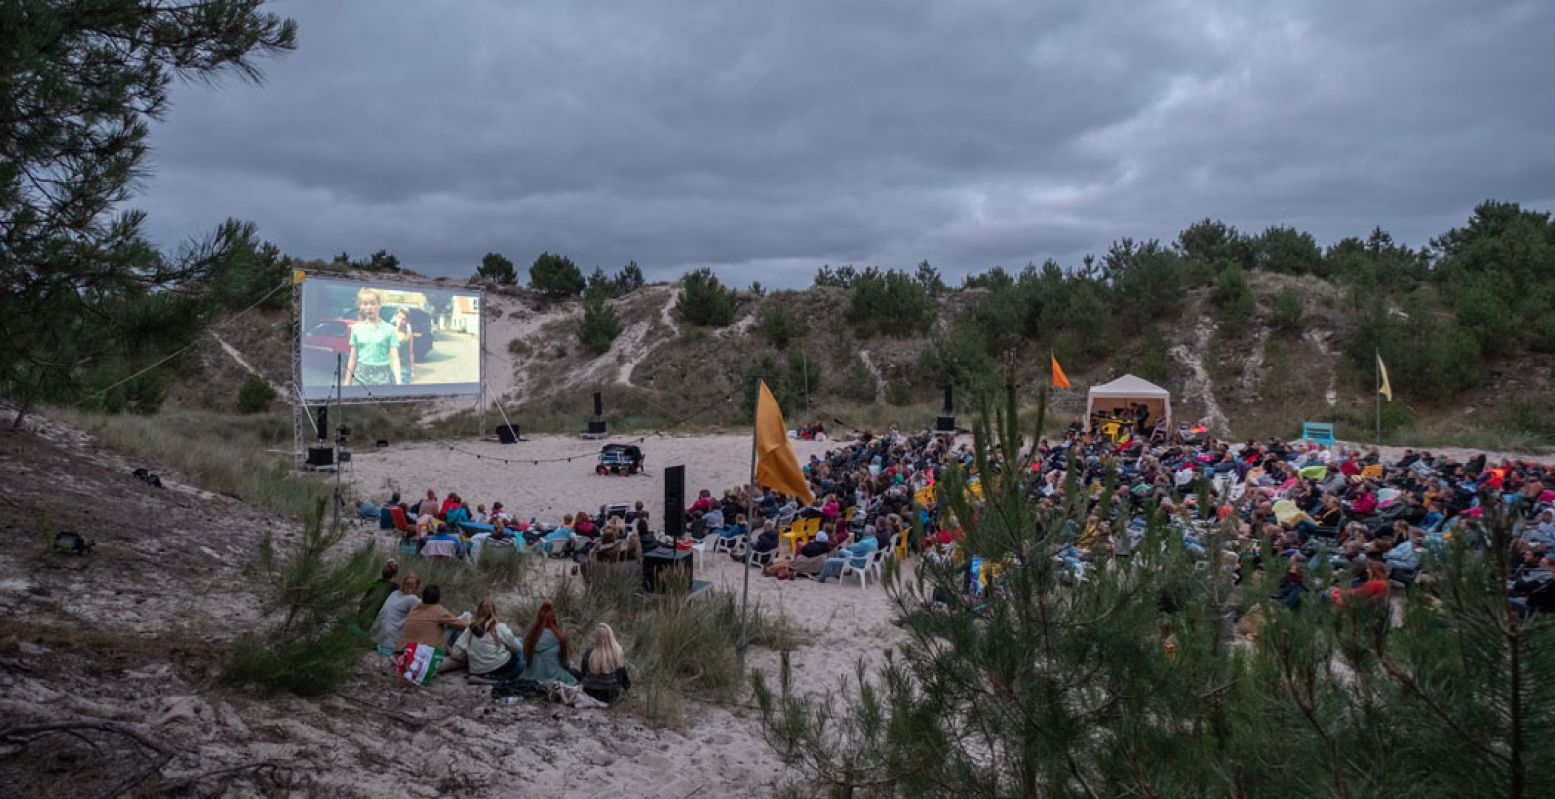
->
(225, 499, 378, 696)
(755, 381, 1554, 798)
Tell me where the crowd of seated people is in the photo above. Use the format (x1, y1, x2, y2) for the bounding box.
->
(671, 420, 1555, 622)
(356, 419, 1555, 709)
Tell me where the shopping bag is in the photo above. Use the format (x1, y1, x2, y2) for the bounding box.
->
(396, 641, 445, 686)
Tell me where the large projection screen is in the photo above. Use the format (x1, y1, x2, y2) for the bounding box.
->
(298, 274, 483, 401)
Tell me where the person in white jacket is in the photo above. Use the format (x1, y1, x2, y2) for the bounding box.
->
(454, 598, 524, 682)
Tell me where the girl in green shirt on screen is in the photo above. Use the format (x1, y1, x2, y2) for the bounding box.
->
(346, 287, 403, 387)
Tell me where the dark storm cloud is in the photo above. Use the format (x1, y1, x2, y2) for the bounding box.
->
(138, 0, 1555, 286)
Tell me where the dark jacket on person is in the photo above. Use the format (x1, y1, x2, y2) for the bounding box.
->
(1273, 572, 1308, 610)
(752, 528, 780, 553)
(579, 646, 631, 703)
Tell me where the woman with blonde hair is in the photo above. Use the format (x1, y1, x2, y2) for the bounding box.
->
(580, 623, 631, 704)
(453, 598, 524, 682)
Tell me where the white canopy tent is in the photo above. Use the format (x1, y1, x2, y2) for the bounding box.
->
(1085, 374, 1172, 432)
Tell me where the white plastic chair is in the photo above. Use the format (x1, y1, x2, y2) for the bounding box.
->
(840, 548, 885, 588)
(712, 532, 745, 558)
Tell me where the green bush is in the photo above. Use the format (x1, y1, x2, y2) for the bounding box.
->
(225, 500, 379, 696)
(577, 288, 622, 353)
(840, 356, 879, 403)
(236, 374, 276, 413)
(529, 251, 585, 297)
(225, 623, 369, 698)
(758, 303, 801, 348)
(787, 349, 821, 405)
(885, 377, 913, 406)
(676, 268, 737, 326)
(845, 268, 935, 337)
(1212, 264, 1257, 332)
(1270, 288, 1304, 333)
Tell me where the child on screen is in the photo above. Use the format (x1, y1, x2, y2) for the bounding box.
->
(345, 288, 402, 387)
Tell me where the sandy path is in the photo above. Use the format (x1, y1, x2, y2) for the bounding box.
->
(1170, 315, 1231, 436)
(212, 332, 287, 394)
(857, 350, 886, 404)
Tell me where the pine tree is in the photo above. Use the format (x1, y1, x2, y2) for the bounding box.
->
(755, 383, 1245, 797)
(476, 252, 517, 285)
(577, 283, 622, 354)
(0, 1, 296, 426)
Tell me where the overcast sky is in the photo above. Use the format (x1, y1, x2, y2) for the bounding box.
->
(139, 0, 1555, 286)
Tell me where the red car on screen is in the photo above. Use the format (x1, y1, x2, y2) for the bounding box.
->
(303, 318, 354, 355)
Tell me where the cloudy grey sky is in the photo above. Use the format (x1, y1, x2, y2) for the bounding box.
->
(140, 0, 1555, 286)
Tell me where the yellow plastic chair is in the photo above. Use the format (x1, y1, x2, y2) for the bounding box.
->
(893, 531, 910, 561)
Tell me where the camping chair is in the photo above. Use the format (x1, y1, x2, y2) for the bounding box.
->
(1301, 422, 1336, 445)
(712, 531, 745, 558)
(840, 548, 886, 588)
(390, 507, 412, 534)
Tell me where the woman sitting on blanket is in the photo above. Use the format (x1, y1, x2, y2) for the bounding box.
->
(519, 602, 577, 685)
(454, 598, 524, 683)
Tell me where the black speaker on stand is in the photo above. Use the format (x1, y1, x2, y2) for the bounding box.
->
(586, 391, 607, 436)
(936, 384, 957, 432)
(663, 465, 685, 538)
(315, 407, 329, 442)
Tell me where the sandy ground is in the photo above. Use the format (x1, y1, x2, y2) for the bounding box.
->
(0, 418, 905, 798)
(348, 432, 839, 525)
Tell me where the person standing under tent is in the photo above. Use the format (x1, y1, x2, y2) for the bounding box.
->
(344, 287, 402, 387)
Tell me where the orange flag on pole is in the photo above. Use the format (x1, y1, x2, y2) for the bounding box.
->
(1051, 355, 1071, 389)
(754, 380, 815, 504)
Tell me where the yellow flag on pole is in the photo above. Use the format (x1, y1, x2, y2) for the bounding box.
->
(754, 380, 815, 504)
(1377, 353, 1393, 402)
(1051, 355, 1071, 389)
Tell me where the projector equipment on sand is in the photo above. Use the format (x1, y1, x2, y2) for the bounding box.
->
(936, 384, 956, 432)
(586, 390, 607, 436)
(495, 424, 519, 444)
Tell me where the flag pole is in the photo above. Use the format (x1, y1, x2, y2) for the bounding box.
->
(1374, 349, 1381, 447)
(737, 376, 760, 659)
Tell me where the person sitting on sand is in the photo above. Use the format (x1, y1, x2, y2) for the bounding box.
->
(579, 623, 631, 704)
(355, 498, 382, 522)
(519, 603, 577, 685)
(454, 598, 524, 682)
(373, 572, 422, 653)
(399, 584, 469, 652)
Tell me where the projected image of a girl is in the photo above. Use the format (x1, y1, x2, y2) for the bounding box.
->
(345, 288, 403, 387)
